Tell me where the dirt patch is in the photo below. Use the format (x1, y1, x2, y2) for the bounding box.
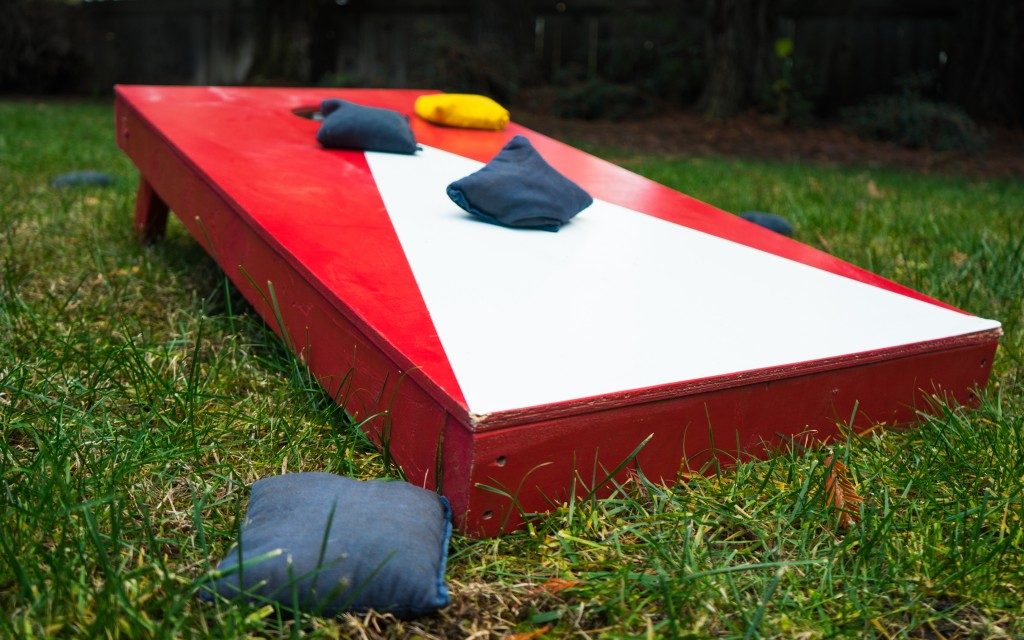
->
(514, 108, 1024, 180)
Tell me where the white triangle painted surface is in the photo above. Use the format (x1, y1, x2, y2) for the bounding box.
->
(365, 145, 1000, 416)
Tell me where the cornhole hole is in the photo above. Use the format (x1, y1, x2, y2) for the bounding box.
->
(115, 86, 1001, 537)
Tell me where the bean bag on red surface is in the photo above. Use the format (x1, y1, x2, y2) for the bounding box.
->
(414, 93, 510, 131)
(316, 99, 419, 155)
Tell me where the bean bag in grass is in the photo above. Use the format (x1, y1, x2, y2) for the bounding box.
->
(446, 135, 593, 231)
(208, 472, 451, 619)
(739, 211, 794, 237)
(316, 99, 419, 154)
(50, 171, 114, 188)
(414, 93, 510, 131)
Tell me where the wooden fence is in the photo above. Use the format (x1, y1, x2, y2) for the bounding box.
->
(65, 0, 979, 116)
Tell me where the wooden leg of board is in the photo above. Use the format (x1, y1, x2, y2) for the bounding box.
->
(134, 177, 170, 244)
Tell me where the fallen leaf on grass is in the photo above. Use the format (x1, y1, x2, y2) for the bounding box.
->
(824, 455, 863, 528)
(505, 624, 550, 640)
(866, 179, 885, 199)
(530, 578, 581, 596)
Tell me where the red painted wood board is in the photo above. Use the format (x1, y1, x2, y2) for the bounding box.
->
(115, 85, 1000, 536)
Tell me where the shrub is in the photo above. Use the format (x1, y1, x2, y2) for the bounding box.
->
(598, 13, 704, 105)
(408, 24, 523, 103)
(0, 1, 82, 93)
(841, 93, 986, 152)
(554, 80, 652, 121)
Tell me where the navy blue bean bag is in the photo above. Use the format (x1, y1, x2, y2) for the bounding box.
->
(209, 472, 451, 619)
(739, 211, 794, 237)
(50, 171, 114, 188)
(316, 99, 419, 155)
(447, 135, 593, 231)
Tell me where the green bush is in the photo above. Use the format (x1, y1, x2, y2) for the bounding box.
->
(841, 93, 986, 152)
(0, 1, 82, 92)
(406, 24, 524, 103)
(554, 80, 652, 121)
(597, 13, 704, 105)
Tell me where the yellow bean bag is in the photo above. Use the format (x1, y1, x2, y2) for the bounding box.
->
(414, 94, 510, 131)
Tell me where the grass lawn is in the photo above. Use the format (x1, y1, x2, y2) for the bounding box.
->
(1, 100, 1022, 639)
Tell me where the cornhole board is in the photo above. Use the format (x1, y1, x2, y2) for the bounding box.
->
(115, 85, 1001, 537)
